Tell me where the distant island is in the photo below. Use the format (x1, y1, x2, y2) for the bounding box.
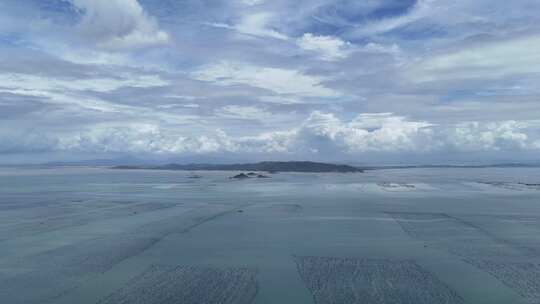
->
(112, 161, 363, 173)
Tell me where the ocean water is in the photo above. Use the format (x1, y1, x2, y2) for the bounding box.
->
(1, 167, 540, 303)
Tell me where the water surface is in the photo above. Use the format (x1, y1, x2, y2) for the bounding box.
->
(1, 167, 540, 303)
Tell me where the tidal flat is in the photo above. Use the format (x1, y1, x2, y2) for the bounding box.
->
(1, 167, 540, 303)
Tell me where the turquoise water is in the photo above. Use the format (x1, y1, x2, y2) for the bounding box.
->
(1, 167, 540, 303)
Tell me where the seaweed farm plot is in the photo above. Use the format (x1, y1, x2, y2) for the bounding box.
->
(0, 236, 159, 304)
(20, 236, 159, 272)
(97, 265, 258, 304)
(476, 182, 540, 191)
(377, 182, 416, 191)
(388, 212, 527, 259)
(0, 202, 174, 240)
(269, 203, 303, 213)
(464, 259, 540, 304)
(294, 256, 464, 304)
(484, 214, 540, 229)
(390, 212, 540, 304)
(456, 214, 540, 251)
(0, 205, 248, 304)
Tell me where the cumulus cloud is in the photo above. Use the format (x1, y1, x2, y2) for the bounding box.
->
(56, 124, 238, 154)
(294, 112, 433, 154)
(292, 113, 539, 154)
(297, 33, 351, 61)
(191, 61, 339, 98)
(3, 112, 539, 158)
(69, 0, 169, 49)
(442, 121, 531, 151)
(262, 114, 539, 155)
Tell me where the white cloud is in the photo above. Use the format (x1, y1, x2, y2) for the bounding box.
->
(164, 95, 199, 101)
(362, 43, 401, 55)
(259, 96, 304, 104)
(240, 0, 265, 6)
(216, 105, 271, 120)
(297, 33, 351, 61)
(191, 61, 340, 98)
(295, 35, 402, 62)
(351, 0, 435, 37)
(442, 121, 531, 151)
(296, 112, 433, 153)
(0, 72, 169, 113)
(300, 113, 540, 154)
(0, 73, 167, 93)
(69, 0, 169, 49)
(53, 47, 131, 66)
(0, 73, 203, 124)
(157, 103, 200, 109)
(55, 123, 239, 154)
(412, 35, 540, 82)
(4, 112, 539, 157)
(208, 12, 288, 40)
(235, 12, 288, 40)
(252, 113, 540, 155)
(0, 87, 128, 113)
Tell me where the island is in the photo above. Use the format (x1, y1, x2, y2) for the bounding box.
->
(112, 161, 363, 173)
(230, 173, 250, 179)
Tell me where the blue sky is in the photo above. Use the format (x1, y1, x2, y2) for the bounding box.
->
(1, 0, 540, 164)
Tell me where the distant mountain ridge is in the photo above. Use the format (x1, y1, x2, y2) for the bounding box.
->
(112, 161, 363, 173)
(359, 163, 540, 170)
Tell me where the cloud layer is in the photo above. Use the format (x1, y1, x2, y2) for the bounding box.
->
(1, 0, 540, 163)
(3, 112, 539, 161)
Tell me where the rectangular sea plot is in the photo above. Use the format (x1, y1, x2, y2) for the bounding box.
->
(97, 265, 257, 304)
(388, 212, 527, 259)
(0, 236, 159, 304)
(464, 259, 540, 304)
(294, 256, 464, 304)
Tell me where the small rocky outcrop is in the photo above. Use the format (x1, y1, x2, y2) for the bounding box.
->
(230, 173, 250, 179)
(229, 172, 271, 179)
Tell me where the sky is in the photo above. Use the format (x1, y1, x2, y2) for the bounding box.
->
(1, 0, 540, 164)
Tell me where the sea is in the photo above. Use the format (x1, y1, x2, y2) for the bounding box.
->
(1, 166, 540, 304)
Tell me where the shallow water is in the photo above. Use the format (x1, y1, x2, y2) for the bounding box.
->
(1, 167, 540, 303)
